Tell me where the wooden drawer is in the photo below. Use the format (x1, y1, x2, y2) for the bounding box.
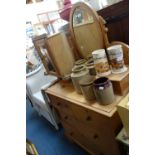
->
(48, 94, 122, 135)
(71, 104, 113, 133)
(59, 110, 75, 124)
(48, 95, 73, 116)
(62, 121, 106, 155)
(61, 115, 120, 155)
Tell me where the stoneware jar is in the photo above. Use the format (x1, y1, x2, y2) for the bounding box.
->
(92, 49, 111, 77)
(79, 75, 96, 101)
(74, 59, 87, 67)
(93, 77, 115, 105)
(107, 45, 127, 74)
(86, 58, 96, 76)
(71, 65, 89, 94)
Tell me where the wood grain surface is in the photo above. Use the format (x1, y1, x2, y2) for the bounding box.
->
(73, 22, 104, 58)
(46, 80, 127, 117)
(46, 32, 75, 78)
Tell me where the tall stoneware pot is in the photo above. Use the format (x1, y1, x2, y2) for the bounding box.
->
(93, 77, 115, 104)
(71, 65, 89, 94)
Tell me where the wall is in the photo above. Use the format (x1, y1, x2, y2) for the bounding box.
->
(26, 0, 58, 24)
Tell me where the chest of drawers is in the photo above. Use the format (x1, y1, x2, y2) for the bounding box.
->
(46, 80, 125, 155)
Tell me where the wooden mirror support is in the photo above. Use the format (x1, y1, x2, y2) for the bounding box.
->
(32, 34, 57, 76)
(45, 32, 76, 79)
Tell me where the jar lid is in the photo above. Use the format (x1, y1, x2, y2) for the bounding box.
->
(93, 77, 110, 87)
(107, 45, 122, 51)
(86, 54, 93, 60)
(79, 75, 95, 86)
(75, 59, 87, 65)
(86, 58, 94, 67)
(72, 65, 86, 73)
(92, 49, 106, 59)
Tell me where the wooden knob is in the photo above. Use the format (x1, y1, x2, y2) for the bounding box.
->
(93, 134, 99, 139)
(70, 132, 74, 136)
(86, 116, 92, 121)
(104, 27, 108, 32)
(64, 116, 68, 120)
(57, 102, 61, 106)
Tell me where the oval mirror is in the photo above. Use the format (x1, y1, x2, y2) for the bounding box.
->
(70, 2, 105, 59)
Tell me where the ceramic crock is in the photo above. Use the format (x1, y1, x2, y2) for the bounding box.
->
(92, 49, 111, 77)
(93, 77, 115, 105)
(79, 75, 96, 101)
(74, 59, 87, 67)
(71, 65, 89, 94)
(86, 58, 96, 76)
(107, 45, 127, 74)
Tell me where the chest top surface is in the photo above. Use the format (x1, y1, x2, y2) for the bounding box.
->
(46, 80, 126, 117)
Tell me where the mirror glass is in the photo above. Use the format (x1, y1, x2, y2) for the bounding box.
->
(73, 7, 94, 27)
(71, 4, 104, 58)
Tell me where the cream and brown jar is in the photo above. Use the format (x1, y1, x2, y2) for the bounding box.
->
(92, 49, 111, 77)
(72, 59, 87, 72)
(86, 58, 96, 76)
(74, 59, 87, 67)
(107, 45, 127, 74)
(71, 65, 89, 94)
(79, 75, 96, 101)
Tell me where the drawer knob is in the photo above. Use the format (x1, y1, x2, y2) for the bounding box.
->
(70, 132, 74, 136)
(64, 116, 68, 120)
(57, 102, 61, 106)
(93, 134, 99, 139)
(86, 116, 92, 121)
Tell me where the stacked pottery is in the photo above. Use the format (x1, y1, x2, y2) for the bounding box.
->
(74, 59, 87, 67)
(79, 75, 96, 101)
(71, 65, 89, 94)
(86, 58, 96, 76)
(92, 49, 111, 77)
(72, 59, 87, 72)
(93, 77, 115, 105)
(107, 45, 127, 74)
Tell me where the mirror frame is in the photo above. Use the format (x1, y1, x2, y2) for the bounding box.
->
(69, 2, 108, 59)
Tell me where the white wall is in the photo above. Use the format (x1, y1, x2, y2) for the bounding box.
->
(26, 0, 58, 24)
(26, 0, 114, 24)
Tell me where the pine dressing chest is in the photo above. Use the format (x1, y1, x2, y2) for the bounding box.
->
(46, 80, 128, 155)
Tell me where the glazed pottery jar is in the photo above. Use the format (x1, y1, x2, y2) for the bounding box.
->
(71, 65, 89, 94)
(79, 75, 96, 101)
(93, 77, 115, 105)
(86, 58, 96, 76)
(107, 45, 127, 74)
(92, 49, 111, 77)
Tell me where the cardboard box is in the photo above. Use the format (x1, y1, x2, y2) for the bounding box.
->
(105, 68, 129, 96)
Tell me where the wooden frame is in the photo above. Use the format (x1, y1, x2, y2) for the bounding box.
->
(45, 32, 76, 79)
(69, 2, 106, 59)
(32, 34, 57, 76)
